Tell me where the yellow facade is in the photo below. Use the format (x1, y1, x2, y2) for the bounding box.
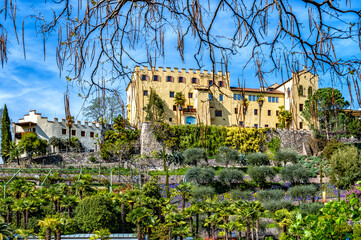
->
(126, 66, 318, 129)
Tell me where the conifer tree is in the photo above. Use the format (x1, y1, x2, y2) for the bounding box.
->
(1, 104, 12, 161)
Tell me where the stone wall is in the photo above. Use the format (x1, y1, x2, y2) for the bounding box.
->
(266, 129, 313, 155)
(140, 122, 163, 155)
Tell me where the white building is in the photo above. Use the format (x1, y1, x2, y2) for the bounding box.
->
(13, 110, 102, 152)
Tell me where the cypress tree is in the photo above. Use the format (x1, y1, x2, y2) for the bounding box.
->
(1, 104, 12, 161)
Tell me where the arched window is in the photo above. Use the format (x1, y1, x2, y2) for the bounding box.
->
(298, 85, 304, 96)
(308, 86, 313, 96)
(287, 88, 291, 98)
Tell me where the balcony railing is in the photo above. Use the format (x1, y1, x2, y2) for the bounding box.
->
(183, 108, 197, 113)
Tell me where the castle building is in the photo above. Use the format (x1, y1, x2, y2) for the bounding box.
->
(13, 110, 102, 152)
(126, 66, 318, 129)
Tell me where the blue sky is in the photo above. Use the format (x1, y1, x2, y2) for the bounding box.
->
(1, 0, 360, 123)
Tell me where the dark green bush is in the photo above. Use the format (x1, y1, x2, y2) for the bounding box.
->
(246, 153, 270, 166)
(274, 151, 298, 166)
(281, 164, 312, 185)
(288, 185, 317, 203)
(323, 140, 344, 160)
(74, 195, 118, 232)
(257, 189, 285, 201)
(217, 169, 243, 187)
(231, 189, 254, 201)
(185, 167, 215, 185)
(191, 186, 215, 200)
(183, 148, 204, 166)
(263, 200, 294, 212)
(215, 146, 240, 167)
(247, 166, 276, 187)
(299, 203, 323, 216)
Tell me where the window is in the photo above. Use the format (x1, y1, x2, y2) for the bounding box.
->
(299, 122, 303, 129)
(272, 97, 275, 103)
(299, 104, 304, 112)
(153, 75, 159, 81)
(276, 110, 279, 116)
(143, 90, 148, 96)
(308, 86, 313, 96)
(253, 95, 256, 101)
(215, 110, 222, 117)
(276, 97, 279, 103)
(254, 124, 258, 129)
(239, 121, 244, 127)
(90, 132, 94, 138)
(254, 109, 258, 115)
(170, 91, 175, 98)
(141, 75, 147, 81)
(268, 97, 271, 102)
(169, 118, 172, 122)
(167, 76, 172, 82)
(298, 85, 304, 96)
(187, 105, 194, 111)
(219, 94, 224, 101)
(218, 81, 224, 87)
(173, 105, 177, 111)
(276, 123, 279, 128)
(192, 78, 197, 84)
(62, 129, 66, 135)
(209, 80, 213, 86)
(268, 110, 271, 116)
(234, 94, 237, 100)
(249, 95, 252, 101)
(234, 94, 242, 100)
(287, 87, 291, 97)
(265, 124, 269, 127)
(72, 130, 76, 136)
(209, 94, 213, 100)
(188, 92, 193, 98)
(179, 77, 184, 83)
(235, 108, 238, 114)
(81, 131, 85, 137)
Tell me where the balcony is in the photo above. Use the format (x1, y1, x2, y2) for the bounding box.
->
(183, 108, 197, 113)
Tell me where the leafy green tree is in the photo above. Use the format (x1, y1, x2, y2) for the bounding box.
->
(190, 186, 215, 201)
(246, 152, 270, 166)
(1, 104, 11, 162)
(277, 106, 292, 129)
(288, 185, 317, 203)
(247, 166, 275, 188)
(274, 150, 298, 166)
(303, 88, 349, 139)
(322, 139, 344, 160)
(257, 189, 284, 202)
(0, 221, 12, 240)
(18, 132, 48, 162)
(90, 228, 111, 240)
(15, 229, 33, 240)
(217, 169, 243, 188)
(38, 218, 59, 240)
(183, 148, 204, 166)
(267, 137, 281, 154)
(74, 195, 117, 232)
(174, 92, 186, 124)
(281, 164, 312, 185)
(330, 145, 361, 189)
(230, 190, 253, 201)
(185, 167, 215, 185)
(215, 146, 239, 168)
(144, 89, 166, 122)
(8, 141, 22, 166)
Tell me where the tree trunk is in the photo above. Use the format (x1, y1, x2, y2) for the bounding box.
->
(25, 209, 29, 229)
(256, 220, 259, 240)
(163, 144, 170, 198)
(79, 190, 83, 200)
(246, 216, 250, 240)
(137, 225, 142, 240)
(53, 200, 57, 212)
(46, 228, 51, 240)
(68, 207, 71, 217)
(196, 213, 199, 236)
(251, 220, 254, 240)
(189, 217, 194, 238)
(207, 213, 211, 238)
(121, 202, 126, 232)
(181, 195, 185, 211)
(23, 211, 26, 229)
(56, 229, 61, 240)
(6, 206, 11, 224)
(15, 212, 19, 227)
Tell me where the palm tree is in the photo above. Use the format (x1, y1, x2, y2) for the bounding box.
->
(174, 92, 186, 124)
(16, 229, 34, 240)
(90, 229, 111, 240)
(173, 182, 192, 211)
(126, 207, 153, 240)
(61, 195, 78, 217)
(38, 218, 59, 240)
(242, 98, 250, 128)
(8, 141, 22, 166)
(17, 198, 36, 229)
(2, 197, 13, 224)
(0, 221, 12, 240)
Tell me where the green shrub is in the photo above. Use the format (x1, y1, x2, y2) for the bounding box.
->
(74, 195, 118, 232)
(288, 185, 317, 203)
(274, 151, 298, 166)
(323, 140, 344, 160)
(191, 186, 215, 201)
(257, 189, 285, 201)
(268, 137, 281, 154)
(185, 167, 215, 185)
(247, 166, 276, 188)
(183, 148, 204, 166)
(215, 146, 240, 167)
(281, 164, 312, 185)
(246, 153, 270, 166)
(354, 224, 361, 239)
(263, 200, 294, 212)
(218, 169, 243, 188)
(299, 203, 323, 216)
(231, 189, 254, 201)
(89, 154, 97, 163)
